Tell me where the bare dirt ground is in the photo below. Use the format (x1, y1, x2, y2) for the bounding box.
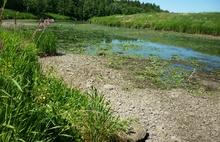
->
(40, 54, 220, 142)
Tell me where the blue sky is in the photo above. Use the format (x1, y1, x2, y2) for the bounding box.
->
(139, 0, 220, 13)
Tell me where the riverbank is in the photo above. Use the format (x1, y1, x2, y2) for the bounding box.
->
(2, 20, 220, 141)
(40, 53, 220, 142)
(88, 12, 220, 36)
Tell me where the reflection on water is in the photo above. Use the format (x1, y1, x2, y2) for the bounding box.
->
(87, 39, 220, 71)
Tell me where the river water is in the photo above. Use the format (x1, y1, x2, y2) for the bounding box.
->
(87, 39, 220, 72)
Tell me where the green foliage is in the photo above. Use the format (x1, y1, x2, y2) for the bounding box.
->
(2, 0, 164, 20)
(44, 13, 73, 20)
(88, 12, 220, 36)
(3, 9, 37, 19)
(34, 29, 58, 56)
(0, 30, 49, 141)
(17, 22, 58, 56)
(0, 29, 129, 141)
(3, 9, 73, 20)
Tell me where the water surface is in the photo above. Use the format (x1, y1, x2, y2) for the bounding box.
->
(87, 39, 220, 71)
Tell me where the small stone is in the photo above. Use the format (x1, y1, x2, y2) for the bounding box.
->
(103, 84, 115, 90)
(171, 136, 180, 142)
(66, 68, 71, 72)
(124, 122, 149, 142)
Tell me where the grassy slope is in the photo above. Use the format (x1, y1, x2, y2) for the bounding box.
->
(88, 12, 220, 36)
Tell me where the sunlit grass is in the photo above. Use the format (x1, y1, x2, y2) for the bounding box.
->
(88, 12, 220, 36)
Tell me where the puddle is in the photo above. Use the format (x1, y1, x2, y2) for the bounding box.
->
(87, 39, 220, 71)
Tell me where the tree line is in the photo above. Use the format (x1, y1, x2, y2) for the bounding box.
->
(1, 0, 166, 20)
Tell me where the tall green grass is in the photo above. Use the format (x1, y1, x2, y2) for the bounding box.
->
(0, 29, 129, 141)
(35, 29, 58, 56)
(88, 12, 220, 36)
(17, 24, 58, 56)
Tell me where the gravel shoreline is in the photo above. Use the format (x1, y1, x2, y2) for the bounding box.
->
(40, 54, 220, 142)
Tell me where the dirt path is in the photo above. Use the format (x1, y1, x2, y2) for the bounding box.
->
(40, 54, 220, 142)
